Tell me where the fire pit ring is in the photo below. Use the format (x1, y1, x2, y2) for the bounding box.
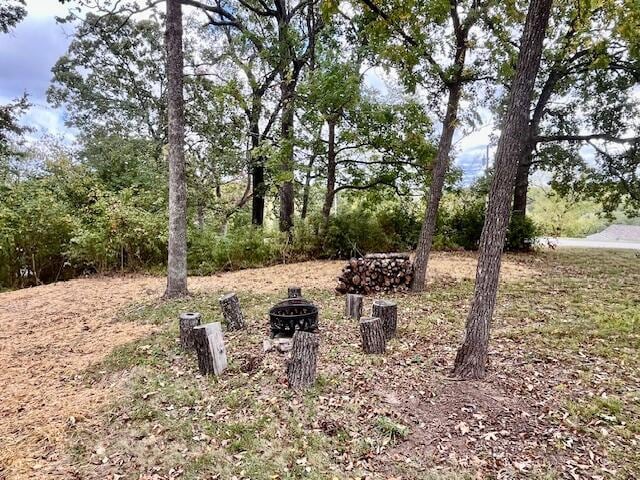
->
(269, 297, 319, 338)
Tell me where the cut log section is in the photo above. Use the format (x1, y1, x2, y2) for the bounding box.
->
(372, 300, 398, 339)
(193, 322, 228, 376)
(359, 316, 386, 354)
(219, 293, 245, 330)
(286, 330, 319, 390)
(287, 286, 302, 298)
(345, 293, 363, 320)
(179, 312, 201, 350)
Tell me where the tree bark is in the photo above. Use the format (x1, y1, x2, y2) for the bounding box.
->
(345, 293, 364, 320)
(411, 82, 463, 292)
(287, 330, 319, 390)
(179, 312, 201, 350)
(453, 0, 553, 380)
(279, 76, 296, 233)
(512, 150, 533, 218)
(322, 120, 337, 222)
(219, 293, 245, 330)
(372, 300, 398, 340)
(164, 0, 188, 298)
(193, 323, 227, 376)
(360, 316, 386, 354)
(250, 113, 265, 226)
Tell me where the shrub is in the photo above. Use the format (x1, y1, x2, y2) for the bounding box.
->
(189, 224, 280, 274)
(506, 214, 539, 251)
(0, 182, 76, 288)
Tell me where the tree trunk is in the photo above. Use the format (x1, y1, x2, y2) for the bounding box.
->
(411, 82, 463, 292)
(372, 300, 398, 340)
(193, 323, 227, 376)
(512, 150, 533, 218)
(279, 77, 296, 233)
(164, 0, 188, 298)
(322, 120, 337, 222)
(345, 293, 364, 320)
(179, 312, 201, 350)
(288, 286, 302, 298)
(301, 146, 318, 220)
(219, 293, 245, 330)
(287, 330, 319, 390)
(360, 316, 386, 354)
(453, 0, 553, 380)
(250, 114, 265, 226)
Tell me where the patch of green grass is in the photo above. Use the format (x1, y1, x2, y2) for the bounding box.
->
(375, 416, 409, 443)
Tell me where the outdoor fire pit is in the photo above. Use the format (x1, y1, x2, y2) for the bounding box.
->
(269, 297, 319, 338)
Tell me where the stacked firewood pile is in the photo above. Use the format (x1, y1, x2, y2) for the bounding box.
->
(335, 253, 413, 294)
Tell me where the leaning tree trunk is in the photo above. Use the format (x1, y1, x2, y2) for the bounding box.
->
(287, 330, 319, 390)
(412, 82, 463, 292)
(360, 317, 386, 354)
(219, 293, 245, 330)
(453, 0, 553, 380)
(164, 0, 188, 298)
(179, 312, 201, 350)
(372, 300, 398, 340)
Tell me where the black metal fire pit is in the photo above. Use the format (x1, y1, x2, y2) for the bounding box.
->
(269, 297, 319, 338)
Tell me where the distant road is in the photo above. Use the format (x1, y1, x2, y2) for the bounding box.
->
(539, 237, 640, 250)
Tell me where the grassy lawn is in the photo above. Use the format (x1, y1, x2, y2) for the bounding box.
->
(68, 249, 639, 479)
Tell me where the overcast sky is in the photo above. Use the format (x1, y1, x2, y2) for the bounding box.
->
(0, 0, 492, 183)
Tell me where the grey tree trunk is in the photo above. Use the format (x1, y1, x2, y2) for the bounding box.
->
(411, 82, 463, 292)
(301, 152, 317, 220)
(164, 0, 188, 298)
(219, 293, 245, 330)
(372, 300, 398, 340)
(360, 316, 386, 354)
(322, 120, 337, 222)
(453, 0, 553, 380)
(512, 151, 533, 217)
(179, 312, 201, 350)
(287, 330, 319, 390)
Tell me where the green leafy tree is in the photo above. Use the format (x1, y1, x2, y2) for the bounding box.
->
(354, 0, 496, 291)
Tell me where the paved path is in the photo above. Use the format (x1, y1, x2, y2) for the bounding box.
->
(540, 237, 640, 250)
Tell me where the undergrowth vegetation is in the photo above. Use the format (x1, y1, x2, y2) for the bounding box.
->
(0, 158, 539, 289)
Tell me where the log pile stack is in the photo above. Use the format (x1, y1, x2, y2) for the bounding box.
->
(335, 253, 413, 294)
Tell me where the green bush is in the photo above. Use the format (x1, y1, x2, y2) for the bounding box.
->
(189, 224, 280, 274)
(433, 200, 538, 252)
(506, 214, 539, 251)
(0, 182, 77, 288)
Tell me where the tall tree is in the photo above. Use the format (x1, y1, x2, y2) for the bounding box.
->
(0, 0, 29, 175)
(495, 0, 640, 218)
(164, 0, 188, 297)
(184, 0, 324, 233)
(453, 0, 553, 379)
(356, 0, 491, 291)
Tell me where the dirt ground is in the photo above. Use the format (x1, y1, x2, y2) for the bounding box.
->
(0, 253, 537, 479)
